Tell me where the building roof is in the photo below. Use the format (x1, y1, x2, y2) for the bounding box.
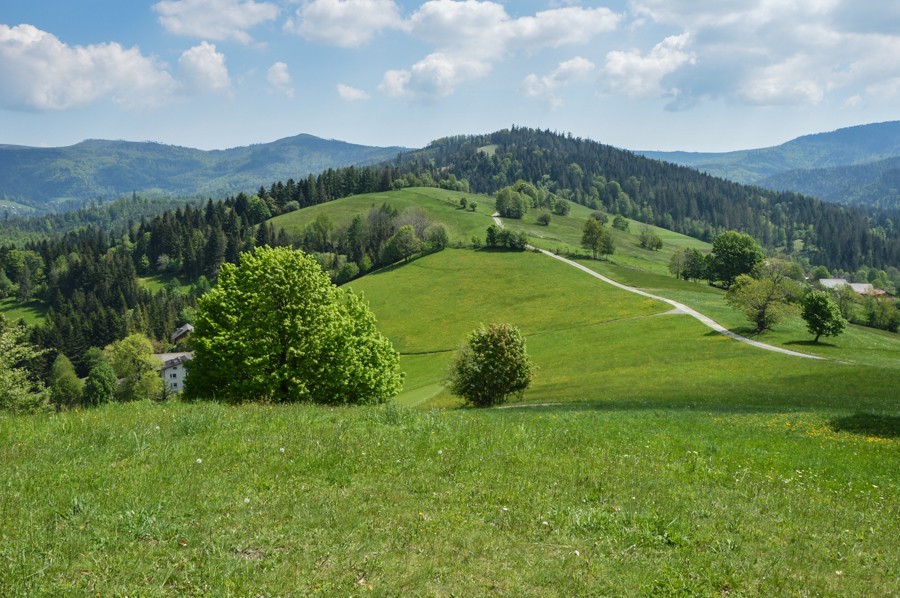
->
(171, 323, 195, 343)
(819, 278, 848, 289)
(154, 352, 193, 369)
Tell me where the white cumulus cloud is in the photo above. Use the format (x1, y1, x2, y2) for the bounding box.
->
(603, 33, 695, 99)
(287, 0, 403, 47)
(337, 83, 371, 101)
(179, 42, 231, 93)
(383, 1, 620, 100)
(0, 23, 177, 111)
(378, 52, 491, 99)
(521, 56, 595, 108)
(267, 62, 294, 98)
(154, 0, 279, 44)
(626, 0, 900, 107)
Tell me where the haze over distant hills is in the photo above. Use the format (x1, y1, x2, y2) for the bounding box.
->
(639, 121, 900, 210)
(0, 135, 407, 213)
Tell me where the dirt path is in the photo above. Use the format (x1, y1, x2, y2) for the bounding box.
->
(491, 214, 823, 360)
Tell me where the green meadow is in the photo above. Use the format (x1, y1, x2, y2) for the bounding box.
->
(270, 187, 492, 246)
(2, 188, 898, 595)
(0, 296, 47, 326)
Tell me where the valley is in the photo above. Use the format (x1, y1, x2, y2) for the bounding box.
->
(1, 135, 897, 596)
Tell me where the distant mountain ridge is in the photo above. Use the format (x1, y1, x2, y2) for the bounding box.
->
(0, 134, 408, 211)
(638, 121, 900, 209)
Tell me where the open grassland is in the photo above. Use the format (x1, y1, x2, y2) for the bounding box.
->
(350, 249, 899, 410)
(576, 260, 900, 369)
(1, 400, 896, 596)
(505, 201, 711, 277)
(270, 187, 494, 245)
(0, 297, 47, 326)
(136, 273, 194, 294)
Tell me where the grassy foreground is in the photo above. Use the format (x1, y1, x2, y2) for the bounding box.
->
(1, 400, 896, 596)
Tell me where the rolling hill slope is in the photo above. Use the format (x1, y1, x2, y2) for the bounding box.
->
(0, 134, 407, 210)
(639, 121, 900, 184)
(638, 121, 900, 209)
(759, 155, 900, 210)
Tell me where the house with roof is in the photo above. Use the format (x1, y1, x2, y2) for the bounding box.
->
(154, 352, 192, 393)
(171, 323, 194, 344)
(819, 279, 879, 295)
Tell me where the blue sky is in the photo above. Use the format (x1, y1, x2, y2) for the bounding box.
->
(2, 0, 899, 152)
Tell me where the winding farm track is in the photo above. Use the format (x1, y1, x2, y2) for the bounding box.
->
(492, 214, 824, 360)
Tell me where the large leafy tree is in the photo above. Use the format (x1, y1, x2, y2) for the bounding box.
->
(103, 333, 163, 402)
(184, 246, 402, 404)
(801, 290, 847, 342)
(83, 361, 117, 407)
(726, 260, 803, 333)
(707, 231, 765, 288)
(446, 323, 534, 407)
(0, 317, 47, 412)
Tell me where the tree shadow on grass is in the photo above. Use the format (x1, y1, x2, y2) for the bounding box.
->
(784, 339, 839, 348)
(829, 413, 900, 439)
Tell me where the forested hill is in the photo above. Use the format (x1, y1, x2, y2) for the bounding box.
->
(638, 121, 900, 185)
(388, 127, 897, 271)
(0, 135, 406, 212)
(759, 156, 900, 211)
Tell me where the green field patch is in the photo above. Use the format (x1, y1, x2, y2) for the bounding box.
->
(1, 401, 895, 595)
(270, 187, 494, 245)
(0, 297, 48, 325)
(347, 248, 897, 413)
(136, 273, 194, 294)
(503, 202, 712, 277)
(577, 260, 900, 370)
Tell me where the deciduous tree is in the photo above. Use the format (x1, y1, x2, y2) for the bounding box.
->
(49, 353, 83, 408)
(725, 260, 803, 333)
(801, 290, 846, 342)
(185, 247, 402, 404)
(0, 318, 47, 412)
(707, 231, 765, 288)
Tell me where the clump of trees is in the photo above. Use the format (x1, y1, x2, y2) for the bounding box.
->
(296, 204, 450, 282)
(494, 180, 569, 221)
(581, 218, 614, 259)
(485, 225, 529, 251)
(639, 225, 663, 251)
(801, 291, 847, 342)
(726, 260, 804, 333)
(446, 323, 534, 407)
(185, 246, 403, 405)
(668, 246, 706, 281)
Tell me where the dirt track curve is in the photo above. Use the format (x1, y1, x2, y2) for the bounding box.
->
(491, 213, 823, 360)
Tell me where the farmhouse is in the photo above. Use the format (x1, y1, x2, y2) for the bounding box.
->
(818, 278, 879, 295)
(154, 352, 192, 393)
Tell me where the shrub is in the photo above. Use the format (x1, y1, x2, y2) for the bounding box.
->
(446, 323, 534, 407)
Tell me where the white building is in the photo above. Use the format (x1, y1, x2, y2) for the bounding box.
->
(154, 352, 192, 393)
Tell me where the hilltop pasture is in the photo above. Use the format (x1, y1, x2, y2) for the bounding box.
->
(1, 188, 897, 595)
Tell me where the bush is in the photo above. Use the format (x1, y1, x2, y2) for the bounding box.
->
(446, 323, 534, 407)
(0, 318, 47, 413)
(83, 361, 117, 407)
(536, 210, 552, 226)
